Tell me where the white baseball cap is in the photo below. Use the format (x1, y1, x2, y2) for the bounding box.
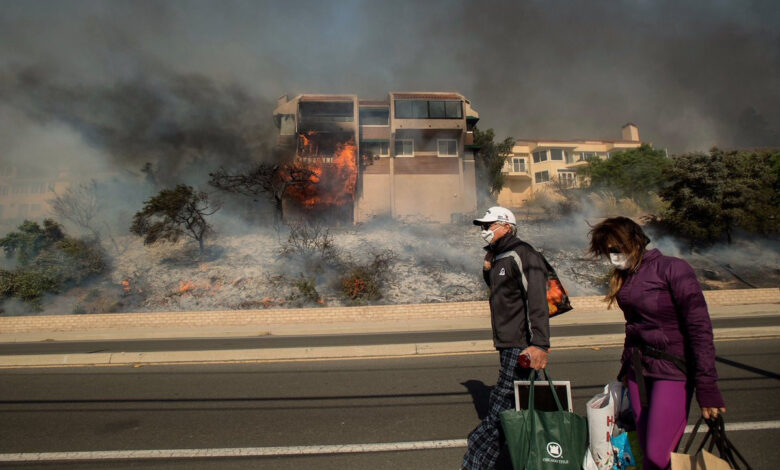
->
(473, 206, 516, 226)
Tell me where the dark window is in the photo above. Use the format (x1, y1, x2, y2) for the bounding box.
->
(363, 141, 389, 156)
(535, 170, 550, 183)
(299, 101, 353, 121)
(445, 101, 462, 118)
(359, 108, 389, 125)
(550, 149, 564, 160)
(394, 100, 463, 119)
(395, 100, 413, 118)
(533, 150, 548, 163)
(438, 139, 457, 156)
(411, 100, 428, 118)
(429, 101, 446, 118)
(395, 139, 414, 156)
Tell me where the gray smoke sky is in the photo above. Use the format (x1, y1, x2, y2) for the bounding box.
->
(0, 0, 778, 178)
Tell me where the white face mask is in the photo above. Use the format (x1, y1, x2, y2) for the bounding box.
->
(609, 253, 631, 270)
(480, 229, 495, 244)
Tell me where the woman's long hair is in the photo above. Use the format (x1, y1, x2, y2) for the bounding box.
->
(588, 217, 651, 307)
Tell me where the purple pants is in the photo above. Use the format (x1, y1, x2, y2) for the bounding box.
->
(627, 373, 692, 470)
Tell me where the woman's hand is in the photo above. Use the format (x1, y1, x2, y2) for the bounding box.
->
(701, 407, 726, 419)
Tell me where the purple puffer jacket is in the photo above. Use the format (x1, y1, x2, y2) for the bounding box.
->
(616, 249, 725, 408)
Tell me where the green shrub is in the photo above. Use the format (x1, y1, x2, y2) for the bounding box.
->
(0, 219, 65, 265)
(0, 220, 109, 310)
(293, 274, 321, 304)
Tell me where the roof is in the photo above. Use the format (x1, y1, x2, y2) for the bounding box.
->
(514, 138, 643, 145)
(359, 100, 390, 106)
(391, 92, 463, 100)
(299, 94, 356, 102)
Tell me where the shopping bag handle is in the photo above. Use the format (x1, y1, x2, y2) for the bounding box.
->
(706, 416, 753, 470)
(528, 368, 565, 413)
(681, 416, 753, 470)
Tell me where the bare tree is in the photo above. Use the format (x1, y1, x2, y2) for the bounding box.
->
(209, 163, 316, 224)
(51, 180, 127, 255)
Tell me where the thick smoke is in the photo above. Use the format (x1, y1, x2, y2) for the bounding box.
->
(1, 0, 778, 155)
(0, 65, 276, 187)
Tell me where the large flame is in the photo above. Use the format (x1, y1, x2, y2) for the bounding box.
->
(288, 133, 357, 208)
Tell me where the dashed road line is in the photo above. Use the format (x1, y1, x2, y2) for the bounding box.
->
(1, 420, 778, 462)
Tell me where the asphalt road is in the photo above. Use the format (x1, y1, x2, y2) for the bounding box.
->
(0, 338, 778, 469)
(2, 315, 778, 355)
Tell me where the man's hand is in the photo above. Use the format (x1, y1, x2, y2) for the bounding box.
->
(702, 407, 726, 419)
(483, 252, 494, 271)
(520, 346, 548, 370)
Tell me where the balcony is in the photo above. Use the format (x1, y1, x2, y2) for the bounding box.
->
(503, 160, 530, 178)
(502, 165, 530, 179)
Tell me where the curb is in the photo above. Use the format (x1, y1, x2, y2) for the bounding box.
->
(1, 326, 778, 368)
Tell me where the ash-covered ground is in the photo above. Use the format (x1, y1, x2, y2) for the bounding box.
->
(21, 217, 776, 316)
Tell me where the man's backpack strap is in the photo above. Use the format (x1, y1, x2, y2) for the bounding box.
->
(494, 250, 528, 294)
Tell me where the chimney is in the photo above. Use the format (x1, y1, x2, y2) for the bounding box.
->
(622, 123, 640, 141)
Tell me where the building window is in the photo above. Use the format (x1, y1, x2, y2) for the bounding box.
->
(535, 170, 550, 183)
(578, 152, 597, 162)
(394, 100, 462, 119)
(299, 101, 353, 122)
(512, 157, 526, 173)
(363, 141, 390, 157)
(550, 149, 565, 161)
(395, 139, 414, 157)
(359, 108, 389, 126)
(437, 139, 458, 157)
(533, 150, 548, 163)
(429, 101, 446, 118)
(558, 170, 577, 187)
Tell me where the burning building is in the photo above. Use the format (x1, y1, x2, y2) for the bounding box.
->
(273, 92, 480, 224)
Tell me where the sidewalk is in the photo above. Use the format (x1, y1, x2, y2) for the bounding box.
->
(0, 290, 778, 367)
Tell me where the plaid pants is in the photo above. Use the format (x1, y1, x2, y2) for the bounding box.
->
(462, 348, 532, 470)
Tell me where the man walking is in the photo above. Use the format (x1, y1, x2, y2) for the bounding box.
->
(462, 206, 551, 469)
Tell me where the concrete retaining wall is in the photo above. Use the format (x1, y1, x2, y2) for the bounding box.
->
(0, 288, 777, 334)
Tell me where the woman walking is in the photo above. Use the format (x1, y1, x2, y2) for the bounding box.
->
(588, 217, 726, 470)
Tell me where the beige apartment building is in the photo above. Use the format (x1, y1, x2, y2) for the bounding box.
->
(273, 92, 480, 223)
(497, 123, 643, 208)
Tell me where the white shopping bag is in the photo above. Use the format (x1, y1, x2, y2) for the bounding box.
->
(586, 382, 628, 470)
(583, 448, 600, 470)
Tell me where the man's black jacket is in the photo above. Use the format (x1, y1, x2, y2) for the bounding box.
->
(483, 235, 551, 350)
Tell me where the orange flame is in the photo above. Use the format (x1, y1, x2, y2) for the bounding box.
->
(121, 280, 131, 292)
(289, 133, 357, 208)
(179, 281, 198, 293)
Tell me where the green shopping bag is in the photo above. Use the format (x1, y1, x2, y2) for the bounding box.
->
(499, 369, 588, 470)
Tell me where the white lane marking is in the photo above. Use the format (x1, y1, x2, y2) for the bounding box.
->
(0, 440, 467, 461)
(684, 419, 780, 433)
(2, 421, 779, 462)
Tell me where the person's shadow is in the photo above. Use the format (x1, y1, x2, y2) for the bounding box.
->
(461, 380, 492, 419)
(461, 380, 513, 470)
